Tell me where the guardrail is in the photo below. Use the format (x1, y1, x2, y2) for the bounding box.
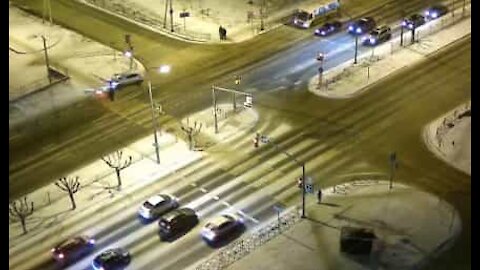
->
(195, 208, 301, 270)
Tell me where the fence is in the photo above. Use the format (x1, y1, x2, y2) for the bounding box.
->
(82, 0, 211, 41)
(195, 208, 302, 270)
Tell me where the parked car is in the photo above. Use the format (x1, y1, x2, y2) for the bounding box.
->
(362, 25, 392, 46)
(158, 208, 199, 240)
(200, 214, 244, 243)
(51, 235, 95, 264)
(402, 14, 426, 29)
(138, 194, 179, 220)
(348, 17, 376, 35)
(92, 248, 131, 270)
(424, 5, 448, 20)
(107, 72, 143, 89)
(314, 21, 342, 36)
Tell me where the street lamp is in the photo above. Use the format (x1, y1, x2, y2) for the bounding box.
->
(147, 64, 171, 164)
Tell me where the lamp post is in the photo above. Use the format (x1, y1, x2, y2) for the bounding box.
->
(147, 65, 171, 164)
(354, 34, 359, 64)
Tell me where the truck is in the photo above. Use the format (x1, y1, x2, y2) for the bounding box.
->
(291, 0, 341, 29)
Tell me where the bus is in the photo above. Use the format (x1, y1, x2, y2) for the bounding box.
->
(292, 0, 341, 29)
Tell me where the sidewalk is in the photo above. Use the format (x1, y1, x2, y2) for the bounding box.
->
(9, 5, 144, 102)
(8, 102, 259, 260)
(193, 181, 462, 270)
(308, 6, 471, 99)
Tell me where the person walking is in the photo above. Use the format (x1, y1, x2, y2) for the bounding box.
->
(222, 27, 227, 40)
(219, 26, 224, 41)
(317, 188, 322, 204)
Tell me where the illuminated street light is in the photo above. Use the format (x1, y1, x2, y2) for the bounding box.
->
(147, 64, 171, 164)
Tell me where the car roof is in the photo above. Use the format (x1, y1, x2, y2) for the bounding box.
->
(162, 208, 193, 222)
(56, 236, 86, 249)
(376, 25, 390, 31)
(97, 248, 124, 261)
(146, 194, 168, 206)
(205, 214, 235, 228)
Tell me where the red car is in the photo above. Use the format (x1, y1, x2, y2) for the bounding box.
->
(51, 235, 95, 263)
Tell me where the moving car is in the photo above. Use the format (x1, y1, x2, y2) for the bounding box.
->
(424, 5, 448, 20)
(158, 208, 199, 240)
(92, 248, 131, 270)
(138, 194, 179, 220)
(314, 21, 342, 36)
(292, 10, 313, 28)
(362, 25, 392, 46)
(401, 14, 426, 29)
(107, 72, 143, 90)
(347, 17, 376, 35)
(200, 214, 244, 243)
(51, 235, 95, 263)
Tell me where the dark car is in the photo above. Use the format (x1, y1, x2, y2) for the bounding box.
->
(402, 14, 426, 29)
(158, 208, 199, 240)
(92, 248, 131, 270)
(362, 25, 392, 46)
(51, 235, 95, 264)
(138, 194, 179, 220)
(348, 17, 376, 35)
(314, 21, 342, 36)
(424, 5, 448, 20)
(200, 214, 244, 243)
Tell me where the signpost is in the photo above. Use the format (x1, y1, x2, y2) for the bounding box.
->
(273, 203, 286, 231)
(179, 11, 190, 32)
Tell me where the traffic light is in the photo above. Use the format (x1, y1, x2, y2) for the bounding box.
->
(253, 133, 260, 148)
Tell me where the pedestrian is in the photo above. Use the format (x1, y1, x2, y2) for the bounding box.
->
(452, 140, 455, 146)
(219, 26, 224, 41)
(317, 189, 322, 204)
(222, 27, 227, 40)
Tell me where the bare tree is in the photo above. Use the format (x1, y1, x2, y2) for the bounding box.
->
(181, 118, 202, 150)
(9, 197, 35, 234)
(101, 150, 133, 190)
(55, 176, 81, 210)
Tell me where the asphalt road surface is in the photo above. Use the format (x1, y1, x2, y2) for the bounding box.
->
(9, 0, 469, 269)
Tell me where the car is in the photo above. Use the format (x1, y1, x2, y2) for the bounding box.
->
(107, 72, 143, 89)
(92, 248, 131, 270)
(138, 194, 179, 220)
(347, 17, 376, 35)
(51, 235, 95, 263)
(401, 14, 426, 29)
(200, 214, 244, 243)
(314, 21, 342, 36)
(424, 5, 448, 20)
(158, 208, 199, 240)
(362, 25, 392, 46)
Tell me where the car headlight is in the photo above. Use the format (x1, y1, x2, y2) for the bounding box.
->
(401, 21, 407, 27)
(348, 25, 353, 31)
(294, 19, 298, 24)
(88, 239, 96, 245)
(303, 22, 308, 27)
(431, 12, 438, 18)
(356, 28, 362, 34)
(58, 253, 64, 259)
(201, 229, 216, 241)
(425, 10, 430, 16)
(408, 23, 413, 29)
(369, 38, 376, 44)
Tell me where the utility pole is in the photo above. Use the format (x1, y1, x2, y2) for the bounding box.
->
(389, 152, 397, 190)
(148, 81, 161, 164)
(410, 25, 416, 44)
(400, 24, 404, 46)
(354, 34, 359, 64)
(163, 0, 168, 29)
(41, 35, 51, 83)
(255, 133, 307, 218)
(259, 0, 266, 31)
(169, 0, 174, 32)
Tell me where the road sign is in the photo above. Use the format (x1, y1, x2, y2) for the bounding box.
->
(244, 95, 253, 108)
(305, 183, 314, 193)
(179, 12, 190, 18)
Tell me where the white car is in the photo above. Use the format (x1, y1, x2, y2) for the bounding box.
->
(108, 72, 143, 89)
(201, 214, 244, 242)
(138, 194, 179, 220)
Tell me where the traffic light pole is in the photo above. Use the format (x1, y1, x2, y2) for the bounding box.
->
(354, 34, 359, 64)
(256, 133, 307, 218)
(211, 85, 251, 134)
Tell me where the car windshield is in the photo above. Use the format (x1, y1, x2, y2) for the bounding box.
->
(296, 11, 309, 21)
(371, 30, 380, 36)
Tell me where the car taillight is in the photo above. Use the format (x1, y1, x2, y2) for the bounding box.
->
(58, 253, 64, 259)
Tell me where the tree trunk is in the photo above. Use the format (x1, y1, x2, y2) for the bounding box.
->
(69, 192, 76, 210)
(116, 169, 122, 190)
(20, 217, 27, 234)
(188, 134, 193, 150)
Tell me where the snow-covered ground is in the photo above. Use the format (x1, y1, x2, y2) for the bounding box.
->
(9, 5, 143, 105)
(80, 0, 338, 42)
